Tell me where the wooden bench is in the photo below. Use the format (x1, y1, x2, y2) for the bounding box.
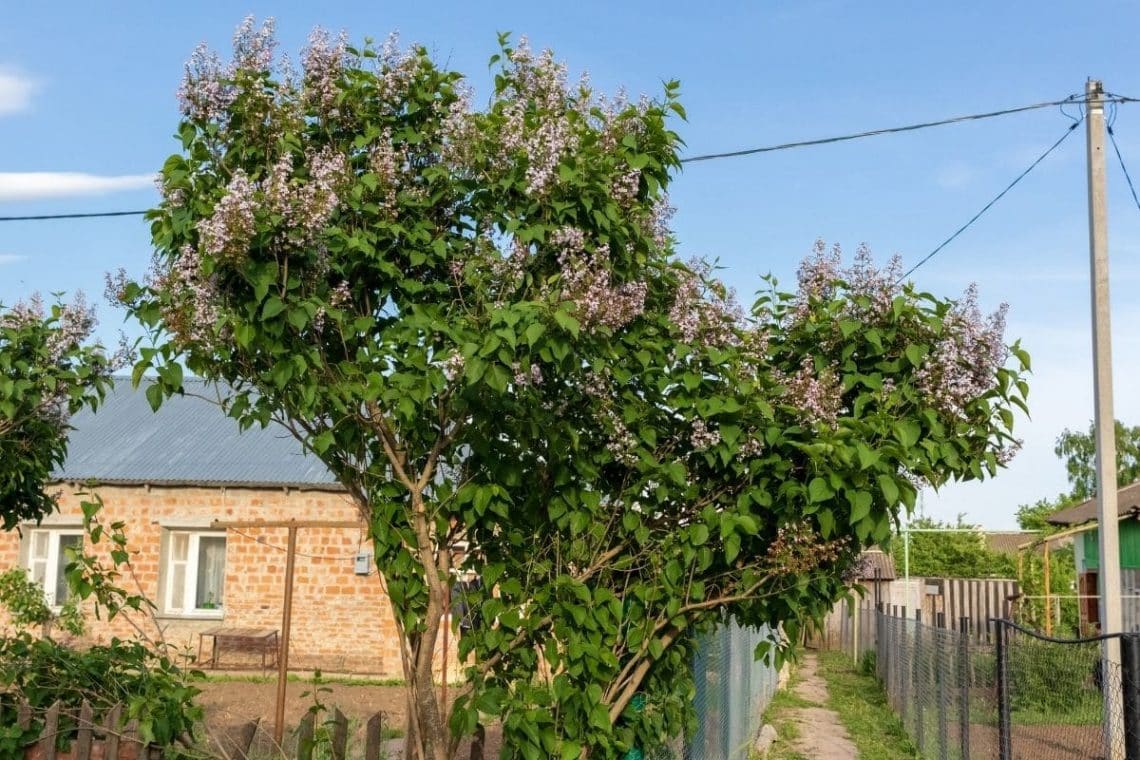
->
(199, 627, 279, 672)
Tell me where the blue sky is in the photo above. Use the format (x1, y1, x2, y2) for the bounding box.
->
(4, 1, 1140, 529)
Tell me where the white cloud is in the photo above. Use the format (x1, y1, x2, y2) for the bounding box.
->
(0, 254, 26, 265)
(0, 172, 156, 201)
(935, 161, 974, 190)
(0, 68, 36, 116)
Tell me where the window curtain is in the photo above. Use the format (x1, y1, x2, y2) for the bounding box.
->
(195, 537, 226, 609)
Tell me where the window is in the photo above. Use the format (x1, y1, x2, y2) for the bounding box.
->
(26, 529, 83, 608)
(164, 531, 226, 616)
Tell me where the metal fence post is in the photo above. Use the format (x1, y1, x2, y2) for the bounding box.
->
(901, 606, 910, 728)
(892, 605, 900, 709)
(915, 609, 925, 753)
(959, 616, 971, 760)
(937, 612, 949, 760)
(995, 619, 1012, 760)
(1122, 633, 1140, 760)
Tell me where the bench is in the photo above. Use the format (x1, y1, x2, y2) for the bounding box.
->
(199, 627, 279, 672)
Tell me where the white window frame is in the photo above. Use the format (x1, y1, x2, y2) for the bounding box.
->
(163, 530, 227, 618)
(25, 528, 84, 609)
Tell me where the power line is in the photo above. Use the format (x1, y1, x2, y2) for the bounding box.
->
(3, 93, 1138, 222)
(0, 210, 148, 222)
(1107, 125, 1140, 214)
(679, 95, 1120, 164)
(898, 118, 1084, 282)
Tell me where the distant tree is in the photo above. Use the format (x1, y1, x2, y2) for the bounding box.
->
(1055, 420, 1140, 501)
(0, 295, 116, 528)
(901, 515, 1016, 579)
(1015, 495, 1076, 532)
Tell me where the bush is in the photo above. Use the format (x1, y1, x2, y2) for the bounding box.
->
(1006, 638, 1099, 715)
(859, 649, 877, 677)
(0, 632, 202, 753)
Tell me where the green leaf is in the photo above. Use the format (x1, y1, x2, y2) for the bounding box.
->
(691, 524, 710, 546)
(904, 344, 927, 367)
(850, 490, 873, 522)
(808, 477, 834, 502)
(878, 475, 900, 505)
(262, 296, 286, 319)
(818, 509, 835, 538)
(553, 309, 580, 338)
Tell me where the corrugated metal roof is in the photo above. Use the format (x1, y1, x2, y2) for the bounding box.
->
(54, 378, 341, 489)
(852, 549, 896, 580)
(1046, 480, 1140, 526)
(984, 531, 1040, 555)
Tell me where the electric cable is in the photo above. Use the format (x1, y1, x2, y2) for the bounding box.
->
(898, 117, 1084, 283)
(1107, 124, 1140, 215)
(4, 94, 1139, 222)
(679, 94, 1103, 164)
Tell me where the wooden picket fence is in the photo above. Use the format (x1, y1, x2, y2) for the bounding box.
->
(13, 699, 391, 760)
(15, 700, 162, 759)
(228, 710, 391, 760)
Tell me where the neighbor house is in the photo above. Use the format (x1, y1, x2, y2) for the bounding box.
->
(0, 379, 414, 675)
(1046, 480, 1140, 633)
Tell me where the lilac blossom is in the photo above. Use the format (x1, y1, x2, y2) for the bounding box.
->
(611, 169, 641, 207)
(915, 284, 1009, 418)
(513, 363, 544, 387)
(178, 43, 234, 122)
(690, 419, 721, 451)
(668, 258, 744, 347)
(197, 170, 257, 263)
(302, 27, 348, 111)
(552, 228, 647, 333)
(775, 356, 844, 428)
(442, 354, 465, 382)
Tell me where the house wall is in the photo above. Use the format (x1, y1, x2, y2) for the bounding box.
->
(0, 483, 447, 677)
(1079, 521, 1140, 570)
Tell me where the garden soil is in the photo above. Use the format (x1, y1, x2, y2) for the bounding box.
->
(198, 680, 502, 758)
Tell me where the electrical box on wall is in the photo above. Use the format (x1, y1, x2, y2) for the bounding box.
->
(354, 551, 372, 576)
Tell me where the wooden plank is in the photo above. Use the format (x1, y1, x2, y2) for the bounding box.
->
(75, 700, 95, 760)
(297, 713, 315, 760)
(40, 701, 60, 760)
(237, 716, 260, 759)
(365, 712, 383, 760)
(332, 708, 348, 760)
(212, 519, 361, 529)
(122, 718, 142, 760)
(104, 704, 123, 760)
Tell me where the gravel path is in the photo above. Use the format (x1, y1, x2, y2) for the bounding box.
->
(783, 654, 857, 759)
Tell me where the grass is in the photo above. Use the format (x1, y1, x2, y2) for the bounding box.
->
(201, 672, 408, 687)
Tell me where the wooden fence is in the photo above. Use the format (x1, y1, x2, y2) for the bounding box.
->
(14, 699, 391, 760)
(808, 576, 1022, 651)
(16, 700, 161, 760)
(228, 710, 392, 760)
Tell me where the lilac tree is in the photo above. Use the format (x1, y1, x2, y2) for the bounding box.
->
(124, 19, 1026, 759)
(0, 294, 116, 528)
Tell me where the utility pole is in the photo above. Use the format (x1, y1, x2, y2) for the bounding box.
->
(1086, 77, 1125, 759)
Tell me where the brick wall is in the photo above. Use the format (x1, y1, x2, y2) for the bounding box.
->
(0, 483, 461, 678)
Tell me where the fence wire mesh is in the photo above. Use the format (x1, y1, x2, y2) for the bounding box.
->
(839, 606, 1140, 760)
(682, 623, 779, 760)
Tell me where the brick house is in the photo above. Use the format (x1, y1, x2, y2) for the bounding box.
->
(0, 379, 409, 675)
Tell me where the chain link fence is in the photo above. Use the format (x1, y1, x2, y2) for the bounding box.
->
(837, 605, 1140, 759)
(677, 623, 778, 760)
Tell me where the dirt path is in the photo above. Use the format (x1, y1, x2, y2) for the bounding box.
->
(783, 654, 857, 759)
